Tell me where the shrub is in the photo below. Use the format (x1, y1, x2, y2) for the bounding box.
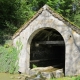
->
(0, 44, 18, 73)
(74, 76, 80, 80)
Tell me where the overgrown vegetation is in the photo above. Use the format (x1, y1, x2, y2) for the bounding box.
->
(75, 76, 80, 80)
(0, 44, 18, 73)
(49, 76, 80, 80)
(33, 64, 37, 68)
(0, 40, 22, 74)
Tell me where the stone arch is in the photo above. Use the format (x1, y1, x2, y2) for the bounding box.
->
(27, 27, 66, 73)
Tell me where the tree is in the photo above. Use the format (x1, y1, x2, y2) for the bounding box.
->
(0, 0, 80, 36)
(72, 0, 80, 26)
(0, 0, 35, 34)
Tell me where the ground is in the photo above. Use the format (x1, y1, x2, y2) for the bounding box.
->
(0, 73, 77, 80)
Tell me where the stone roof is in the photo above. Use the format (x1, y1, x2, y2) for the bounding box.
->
(12, 4, 80, 39)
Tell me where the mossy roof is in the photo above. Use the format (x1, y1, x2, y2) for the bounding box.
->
(12, 4, 80, 39)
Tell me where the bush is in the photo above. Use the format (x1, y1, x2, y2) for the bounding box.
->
(0, 44, 18, 73)
(75, 76, 80, 80)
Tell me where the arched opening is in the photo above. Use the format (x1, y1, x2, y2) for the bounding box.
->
(30, 28, 65, 72)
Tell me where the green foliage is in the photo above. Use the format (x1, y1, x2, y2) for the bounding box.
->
(33, 64, 37, 68)
(47, 0, 73, 16)
(0, 40, 22, 73)
(0, 44, 19, 74)
(73, 14, 80, 26)
(71, 0, 80, 26)
(0, 38, 23, 74)
(0, 0, 35, 34)
(74, 76, 80, 80)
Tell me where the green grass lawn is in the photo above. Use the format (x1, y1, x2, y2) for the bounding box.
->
(56, 77, 75, 80)
(50, 76, 76, 80)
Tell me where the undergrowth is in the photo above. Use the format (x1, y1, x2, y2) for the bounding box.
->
(0, 44, 18, 74)
(49, 76, 80, 80)
(0, 40, 22, 74)
(75, 76, 80, 80)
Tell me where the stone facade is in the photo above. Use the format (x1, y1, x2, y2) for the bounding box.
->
(12, 5, 80, 76)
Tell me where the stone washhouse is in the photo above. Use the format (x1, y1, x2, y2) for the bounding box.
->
(12, 5, 80, 76)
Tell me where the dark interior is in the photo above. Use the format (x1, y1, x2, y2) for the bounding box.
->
(30, 28, 65, 71)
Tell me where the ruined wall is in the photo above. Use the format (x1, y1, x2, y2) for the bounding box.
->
(13, 5, 80, 76)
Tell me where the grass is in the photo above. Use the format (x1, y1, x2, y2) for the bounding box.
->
(0, 73, 20, 80)
(50, 76, 76, 80)
(0, 73, 78, 80)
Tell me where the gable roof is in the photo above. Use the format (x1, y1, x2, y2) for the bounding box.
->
(12, 4, 80, 39)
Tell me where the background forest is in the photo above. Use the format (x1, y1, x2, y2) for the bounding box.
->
(0, 0, 80, 44)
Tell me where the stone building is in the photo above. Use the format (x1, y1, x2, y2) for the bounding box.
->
(12, 5, 80, 76)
